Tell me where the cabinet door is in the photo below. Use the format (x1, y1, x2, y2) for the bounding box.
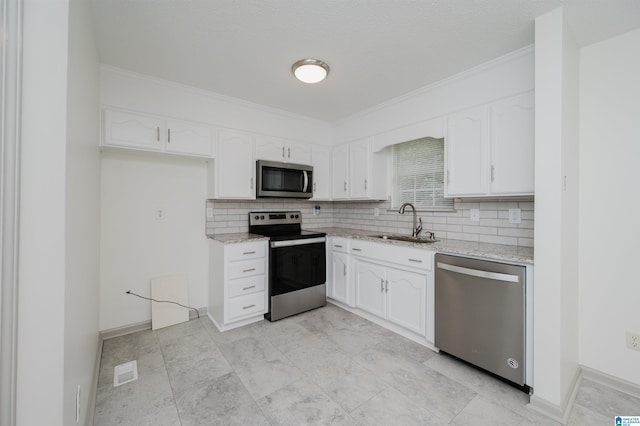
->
(349, 139, 370, 199)
(216, 130, 256, 199)
(311, 145, 331, 200)
(445, 106, 488, 197)
(386, 267, 426, 336)
(354, 259, 386, 318)
(255, 136, 285, 162)
(165, 119, 213, 157)
(103, 109, 163, 151)
(331, 144, 349, 200)
(287, 142, 312, 164)
(331, 252, 349, 305)
(490, 92, 534, 195)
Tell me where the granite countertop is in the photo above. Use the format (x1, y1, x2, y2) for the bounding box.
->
(207, 233, 269, 244)
(207, 228, 534, 265)
(314, 227, 534, 265)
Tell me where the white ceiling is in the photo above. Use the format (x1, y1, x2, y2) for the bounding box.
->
(92, 0, 640, 123)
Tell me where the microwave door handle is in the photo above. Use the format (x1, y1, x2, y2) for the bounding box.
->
(302, 170, 309, 192)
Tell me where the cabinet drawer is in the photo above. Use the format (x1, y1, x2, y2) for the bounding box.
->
(227, 292, 265, 320)
(227, 241, 266, 261)
(331, 237, 349, 253)
(228, 275, 265, 298)
(228, 258, 265, 279)
(351, 240, 433, 271)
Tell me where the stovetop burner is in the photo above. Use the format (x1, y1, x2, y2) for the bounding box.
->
(248, 211, 325, 241)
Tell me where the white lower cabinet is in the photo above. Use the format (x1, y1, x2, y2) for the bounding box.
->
(208, 239, 268, 330)
(385, 267, 426, 336)
(354, 259, 426, 336)
(327, 238, 434, 343)
(354, 260, 387, 318)
(328, 237, 352, 306)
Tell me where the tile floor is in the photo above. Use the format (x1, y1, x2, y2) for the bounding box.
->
(94, 303, 637, 425)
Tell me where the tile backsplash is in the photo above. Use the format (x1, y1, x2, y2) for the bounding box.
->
(205, 199, 534, 247)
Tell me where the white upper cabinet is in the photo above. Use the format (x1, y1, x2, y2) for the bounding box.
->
(445, 91, 534, 198)
(255, 136, 312, 164)
(103, 109, 164, 151)
(349, 138, 370, 199)
(490, 92, 535, 195)
(332, 138, 388, 201)
(212, 130, 256, 199)
(165, 119, 213, 157)
(311, 145, 332, 200)
(331, 144, 349, 200)
(445, 106, 488, 197)
(102, 108, 213, 158)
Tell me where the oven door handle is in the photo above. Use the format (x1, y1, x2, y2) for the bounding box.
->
(270, 237, 326, 248)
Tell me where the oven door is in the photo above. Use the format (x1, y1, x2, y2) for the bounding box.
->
(270, 237, 326, 296)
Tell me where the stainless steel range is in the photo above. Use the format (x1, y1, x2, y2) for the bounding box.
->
(249, 211, 326, 321)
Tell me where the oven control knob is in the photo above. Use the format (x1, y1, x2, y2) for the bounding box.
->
(254, 215, 259, 220)
(295, 214, 299, 218)
(290, 214, 294, 219)
(260, 215, 265, 219)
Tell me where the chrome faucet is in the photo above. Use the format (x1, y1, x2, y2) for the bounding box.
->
(398, 202, 422, 238)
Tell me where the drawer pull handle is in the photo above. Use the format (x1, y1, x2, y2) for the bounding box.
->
(243, 251, 256, 255)
(242, 268, 256, 273)
(242, 304, 256, 310)
(333, 244, 343, 248)
(352, 248, 362, 252)
(408, 258, 423, 263)
(242, 285, 256, 291)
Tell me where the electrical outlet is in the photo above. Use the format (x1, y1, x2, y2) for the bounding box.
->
(155, 209, 165, 220)
(627, 331, 640, 351)
(470, 209, 480, 222)
(508, 208, 521, 224)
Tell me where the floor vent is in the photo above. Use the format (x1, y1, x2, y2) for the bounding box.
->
(113, 360, 138, 387)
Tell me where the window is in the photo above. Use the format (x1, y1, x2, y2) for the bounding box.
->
(392, 137, 453, 210)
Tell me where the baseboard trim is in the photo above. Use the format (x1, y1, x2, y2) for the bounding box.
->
(100, 307, 207, 340)
(580, 365, 640, 400)
(527, 366, 582, 425)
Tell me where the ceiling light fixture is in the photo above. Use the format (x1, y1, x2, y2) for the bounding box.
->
(291, 59, 330, 84)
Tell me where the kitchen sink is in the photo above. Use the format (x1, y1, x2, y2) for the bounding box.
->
(368, 234, 438, 244)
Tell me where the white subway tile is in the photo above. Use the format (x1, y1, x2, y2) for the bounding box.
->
(498, 228, 534, 238)
(518, 238, 535, 247)
(478, 235, 518, 246)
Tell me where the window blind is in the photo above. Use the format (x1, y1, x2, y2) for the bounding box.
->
(392, 137, 453, 210)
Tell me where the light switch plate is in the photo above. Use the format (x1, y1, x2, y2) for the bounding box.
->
(508, 208, 522, 224)
(470, 209, 480, 222)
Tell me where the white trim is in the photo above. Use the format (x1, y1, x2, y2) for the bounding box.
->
(100, 307, 207, 340)
(0, 0, 23, 424)
(580, 365, 640, 400)
(527, 367, 582, 425)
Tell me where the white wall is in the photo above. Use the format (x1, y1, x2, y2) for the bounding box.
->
(17, 1, 69, 425)
(100, 152, 209, 331)
(64, 0, 101, 423)
(579, 28, 640, 385)
(332, 47, 534, 144)
(100, 66, 333, 146)
(530, 7, 580, 418)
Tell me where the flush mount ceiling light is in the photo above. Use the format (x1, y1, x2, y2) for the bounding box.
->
(291, 59, 330, 84)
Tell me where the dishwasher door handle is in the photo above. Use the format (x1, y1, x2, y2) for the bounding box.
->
(436, 262, 520, 283)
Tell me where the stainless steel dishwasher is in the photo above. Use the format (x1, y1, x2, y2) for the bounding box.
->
(435, 253, 527, 387)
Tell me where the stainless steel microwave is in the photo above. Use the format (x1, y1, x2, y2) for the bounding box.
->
(256, 160, 313, 199)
